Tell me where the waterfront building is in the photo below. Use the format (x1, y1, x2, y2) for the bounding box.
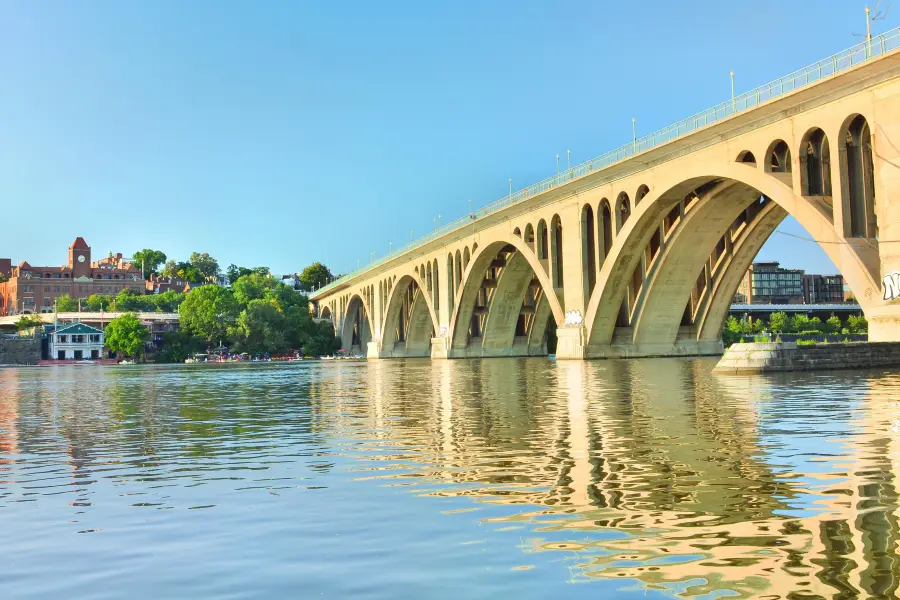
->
(735, 262, 846, 305)
(0, 238, 144, 316)
(49, 322, 104, 361)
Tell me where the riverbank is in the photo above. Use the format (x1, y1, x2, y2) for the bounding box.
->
(713, 341, 900, 374)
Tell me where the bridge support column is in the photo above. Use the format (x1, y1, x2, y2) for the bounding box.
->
(366, 340, 383, 360)
(555, 326, 585, 360)
(431, 336, 450, 359)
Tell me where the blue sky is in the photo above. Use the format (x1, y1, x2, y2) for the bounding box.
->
(1, 1, 892, 277)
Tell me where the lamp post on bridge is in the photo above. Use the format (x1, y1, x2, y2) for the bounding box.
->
(556, 154, 560, 175)
(508, 178, 512, 199)
(730, 70, 735, 113)
(632, 118, 637, 153)
(567, 149, 570, 171)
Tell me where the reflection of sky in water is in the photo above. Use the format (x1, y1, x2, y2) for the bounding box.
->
(1, 360, 899, 599)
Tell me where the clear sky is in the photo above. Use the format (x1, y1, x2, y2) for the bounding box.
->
(1, 1, 893, 277)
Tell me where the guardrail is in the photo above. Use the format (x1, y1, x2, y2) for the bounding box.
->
(314, 28, 900, 297)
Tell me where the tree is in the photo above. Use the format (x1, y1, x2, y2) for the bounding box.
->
(305, 320, 341, 356)
(163, 260, 203, 283)
(0, 273, 7, 283)
(156, 330, 205, 363)
(178, 285, 239, 345)
(824, 314, 842, 334)
(153, 290, 185, 313)
(15, 314, 44, 332)
(722, 316, 743, 346)
(115, 289, 156, 313)
(232, 273, 278, 306)
(768, 311, 788, 333)
(132, 249, 167, 279)
(189, 252, 220, 282)
(105, 313, 150, 359)
(846, 314, 868, 334)
(55, 294, 78, 312)
(86, 294, 114, 311)
(298, 262, 333, 291)
(230, 299, 287, 355)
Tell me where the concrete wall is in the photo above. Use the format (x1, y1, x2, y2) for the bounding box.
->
(0, 336, 41, 366)
(714, 341, 900, 373)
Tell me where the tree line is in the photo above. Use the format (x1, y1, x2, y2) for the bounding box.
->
(723, 312, 869, 345)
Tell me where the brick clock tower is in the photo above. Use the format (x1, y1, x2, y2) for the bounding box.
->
(68, 237, 92, 278)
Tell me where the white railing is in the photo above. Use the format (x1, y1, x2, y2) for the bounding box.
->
(314, 28, 900, 297)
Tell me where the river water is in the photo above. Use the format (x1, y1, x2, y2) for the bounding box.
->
(1, 358, 899, 599)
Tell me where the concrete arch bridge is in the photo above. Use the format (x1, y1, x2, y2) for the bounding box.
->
(312, 33, 900, 360)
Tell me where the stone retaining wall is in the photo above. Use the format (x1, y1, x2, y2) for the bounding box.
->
(713, 341, 900, 374)
(0, 336, 41, 366)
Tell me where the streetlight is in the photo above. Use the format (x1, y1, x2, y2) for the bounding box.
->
(632, 118, 637, 153)
(468, 199, 472, 217)
(730, 70, 735, 113)
(567, 149, 571, 170)
(389, 241, 393, 253)
(508, 178, 512, 199)
(556, 154, 560, 175)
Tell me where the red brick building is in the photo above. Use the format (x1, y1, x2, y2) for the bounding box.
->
(0, 238, 145, 315)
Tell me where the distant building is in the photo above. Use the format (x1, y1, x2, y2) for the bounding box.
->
(802, 274, 845, 304)
(49, 322, 104, 361)
(0, 238, 144, 316)
(735, 261, 847, 305)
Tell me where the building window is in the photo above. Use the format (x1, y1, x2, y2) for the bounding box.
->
(63, 287, 69, 293)
(54, 286, 60, 293)
(45, 286, 51, 292)
(58, 335, 67, 343)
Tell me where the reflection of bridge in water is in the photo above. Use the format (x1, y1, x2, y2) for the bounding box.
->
(307, 360, 900, 597)
(312, 31, 900, 360)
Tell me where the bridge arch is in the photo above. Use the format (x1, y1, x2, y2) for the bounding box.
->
(449, 236, 564, 356)
(584, 160, 881, 351)
(380, 273, 439, 357)
(340, 292, 375, 354)
(839, 113, 878, 239)
(765, 139, 792, 173)
(800, 127, 832, 197)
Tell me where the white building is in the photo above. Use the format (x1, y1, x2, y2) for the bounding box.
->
(50, 322, 105, 361)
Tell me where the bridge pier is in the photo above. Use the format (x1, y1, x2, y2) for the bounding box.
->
(554, 326, 585, 360)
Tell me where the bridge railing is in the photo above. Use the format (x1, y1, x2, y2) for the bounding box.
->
(314, 27, 900, 297)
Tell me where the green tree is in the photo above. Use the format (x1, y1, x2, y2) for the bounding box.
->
(156, 330, 205, 363)
(163, 260, 203, 283)
(232, 273, 278, 306)
(298, 262, 333, 291)
(153, 290, 185, 312)
(305, 320, 341, 356)
(752, 318, 766, 334)
(178, 285, 239, 345)
(105, 313, 150, 359)
(230, 299, 287, 355)
(768, 311, 788, 333)
(0, 273, 7, 283)
(846, 314, 869, 334)
(86, 294, 114, 311)
(15, 314, 44, 332)
(824, 314, 842, 334)
(189, 252, 220, 282)
(722, 316, 743, 346)
(55, 294, 78, 312)
(132, 249, 167, 279)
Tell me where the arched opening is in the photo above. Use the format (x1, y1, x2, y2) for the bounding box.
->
(600, 199, 613, 265)
(524, 223, 535, 251)
(381, 276, 436, 358)
(615, 192, 631, 233)
(321, 305, 332, 320)
(447, 254, 454, 314)
(635, 184, 650, 205)
(536, 220, 549, 261)
(841, 115, 877, 239)
(581, 204, 597, 299)
(736, 150, 757, 165)
(454, 250, 462, 291)
(426, 262, 433, 298)
(513, 227, 521, 237)
(463, 247, 471, 271)
(451, 240, 562, 357)
(551, 215, 563, 289)
(341, 295, 373, 356)
(432, 258, 440, 311)
(765, 140, 792, 173)
(800, 127, 832, 196)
